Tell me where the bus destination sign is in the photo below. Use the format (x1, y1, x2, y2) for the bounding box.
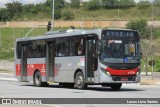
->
(105, 31, 135, 37)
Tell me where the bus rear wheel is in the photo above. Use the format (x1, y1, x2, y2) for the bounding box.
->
(110, 83, 122, 90)
(33, 71, 48, 87)
(75, 72, 87, 89)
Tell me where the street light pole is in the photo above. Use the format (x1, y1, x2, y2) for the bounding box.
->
(117, 0, 120, 28)
(151, 46, 154, 80)
(151, 4, 154, 80)
(52, 0, 55, 31)
(118, 8, 119, 27)
(0, 30, 1, 47)
(13, 27, 15, 48)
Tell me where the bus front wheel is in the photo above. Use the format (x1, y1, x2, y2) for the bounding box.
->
(33, 71, 48, 87)
(75, 72, 87, 89)
(110, 83, 122, 90)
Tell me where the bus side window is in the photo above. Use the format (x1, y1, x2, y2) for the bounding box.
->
(56, 39, 70, 57)
(37, 40, 46, 58)
(77, 38, 85, 55)
(17, 42, 22, 59)
(28, 41, 37, 58)
(70, 39, 75, 56)
(71, 38, 84, 56)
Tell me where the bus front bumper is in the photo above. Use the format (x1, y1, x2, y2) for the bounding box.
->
(100, 72, 141, 83)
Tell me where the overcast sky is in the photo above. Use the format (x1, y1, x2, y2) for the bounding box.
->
(0, 0, 153, 8)
(0, 0, 46, 8)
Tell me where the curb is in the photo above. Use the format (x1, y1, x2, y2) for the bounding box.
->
(0, 77, 18, 81)
(140, 79, 160, 85)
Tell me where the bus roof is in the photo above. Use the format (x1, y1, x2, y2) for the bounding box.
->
(16, 28, 137, 42)
(16, 28, 102, 42)
(105, 28, 136, 31)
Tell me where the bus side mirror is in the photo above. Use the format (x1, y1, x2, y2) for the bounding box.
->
(141, 53, 142, 59)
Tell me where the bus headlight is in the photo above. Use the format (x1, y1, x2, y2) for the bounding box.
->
(136, 70, 141, 76)
(101, 68, 111, 76)
(136, 66, 141, 76)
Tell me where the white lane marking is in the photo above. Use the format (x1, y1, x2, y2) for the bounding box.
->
(0, 73, 14, 75)
(44, 104, 63, 107)
(0, 77, 18, 81)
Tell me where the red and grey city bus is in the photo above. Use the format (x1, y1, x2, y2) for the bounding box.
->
(15, 28, 141, 90)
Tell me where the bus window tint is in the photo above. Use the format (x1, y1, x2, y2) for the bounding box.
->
(70, 39, 76, 56)
(70, 37, 84, 56)
(56, 38, 70, 57)
(17, 42, 22, 59)
(55, 37, 85, 57)
(28, 40, 46, 58)
(37, 40, 46, 57)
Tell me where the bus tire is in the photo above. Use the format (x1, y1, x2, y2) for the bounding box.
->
(110, 83, 122, 90)
(33, 71, 48, 87)
(75, 72, 87, 89)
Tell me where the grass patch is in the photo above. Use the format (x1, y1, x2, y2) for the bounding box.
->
(0, 69, 14, 73)
(61, 6, 160, 21)
(0, 27, 49, 60)
(0, 27, 71, 60)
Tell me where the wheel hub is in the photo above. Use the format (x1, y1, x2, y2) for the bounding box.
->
(77, 76, 83, 86)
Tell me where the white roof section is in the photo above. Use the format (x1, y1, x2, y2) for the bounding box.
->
(16, 28, 136, 42)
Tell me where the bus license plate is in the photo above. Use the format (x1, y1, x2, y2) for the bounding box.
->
(121, 77, 128, 81)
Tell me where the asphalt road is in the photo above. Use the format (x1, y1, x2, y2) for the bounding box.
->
(0, 73, 160, 107)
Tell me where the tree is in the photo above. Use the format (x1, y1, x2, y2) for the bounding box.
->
(54, 9, 62, 19)
(62, 10, 74, 20)
(5, 1, 22, 17)
(153, 0, 160, 6)
(70, 0, 81, 8)
(45, 0, 66, 9)
(84, 0, 101, 11)
(118, 0, 135, 8)
(101, 0, 117, 9)
(101, 0, 135, 9)
(137, 0, 151, 9)
(126, 19, 148, 38)
(0, 8, 12, 21)
(44, 0, 65, 19)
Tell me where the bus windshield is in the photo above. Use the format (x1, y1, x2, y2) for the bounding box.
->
(100, 39, 140, 63)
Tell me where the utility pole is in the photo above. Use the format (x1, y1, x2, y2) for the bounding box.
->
(0, 30, 1, 47)
(117, 0, 120, 28)
(52, 0, 55, 31)
(13, 27, 15, 48)
(151, 4, 154, 79)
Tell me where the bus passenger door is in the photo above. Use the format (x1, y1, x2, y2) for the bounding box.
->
(20, 44, 27, 81)
(85, 36, 97, 82)
(46, 41, 55, 81)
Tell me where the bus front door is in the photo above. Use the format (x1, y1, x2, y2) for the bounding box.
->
(20, 44, 27, 81)
(46, 41, 55, 81)
(85, 37, 97, 82)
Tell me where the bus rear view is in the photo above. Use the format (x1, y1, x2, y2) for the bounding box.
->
(99, 29, 141, 89)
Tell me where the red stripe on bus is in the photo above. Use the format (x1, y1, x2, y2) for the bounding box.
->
(16, 64, 21, 76)
(106, 67, 139, 76)
(16, 64, 57, 77)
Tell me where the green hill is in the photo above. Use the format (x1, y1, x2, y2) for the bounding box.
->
(1, 0, 160, 21)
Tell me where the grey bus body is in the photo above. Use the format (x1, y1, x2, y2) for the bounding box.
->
(15, 28, 141, 90)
